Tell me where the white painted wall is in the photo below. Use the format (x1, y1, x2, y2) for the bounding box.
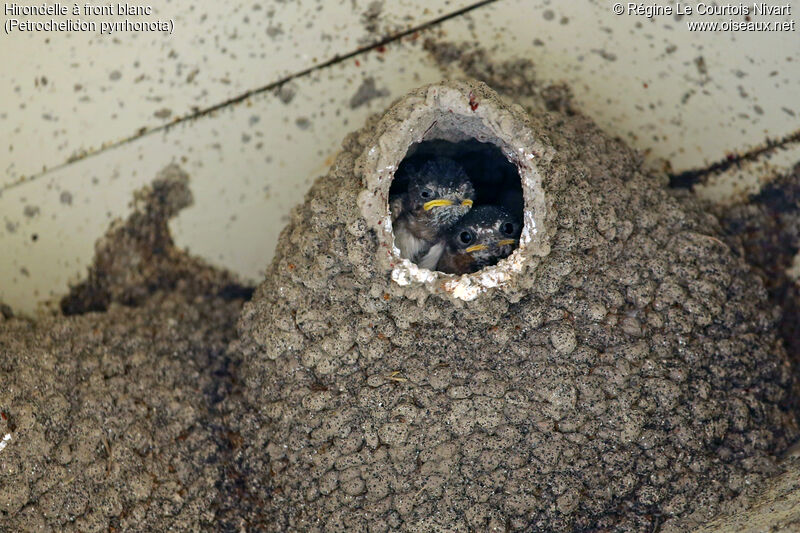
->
(1, 0, 798, 314)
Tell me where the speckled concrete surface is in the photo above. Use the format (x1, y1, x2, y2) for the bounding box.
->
(229, 79, 798, 531)
(1, 0, 477, 186)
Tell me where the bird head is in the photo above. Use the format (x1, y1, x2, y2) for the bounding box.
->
(406, 158, 475, 231)
(446, 205, 521, 268)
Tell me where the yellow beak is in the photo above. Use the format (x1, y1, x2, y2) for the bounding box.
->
(423, 199, 454, 211)
(461, 199, 473, 207)
(497, 239, 517, 246)
(465, 244, 488, 253)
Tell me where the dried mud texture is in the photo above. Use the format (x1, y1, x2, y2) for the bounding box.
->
(0, 166, 248, 531)
(718, 162, 800, 363)
(60, 164, 251, 315)
(0, 303, 11, 321)
(233, 80, 799, 532)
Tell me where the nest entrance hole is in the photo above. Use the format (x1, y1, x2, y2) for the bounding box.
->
(388, 139, 524, 275)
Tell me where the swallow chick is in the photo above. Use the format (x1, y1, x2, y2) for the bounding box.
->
(390, 157, 475, 266)
(436, 205, 521, 275)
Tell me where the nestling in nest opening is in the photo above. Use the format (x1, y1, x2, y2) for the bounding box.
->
(389, 139, 524, 275)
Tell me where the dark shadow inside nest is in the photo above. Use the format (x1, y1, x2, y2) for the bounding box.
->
(388, 139, 524, 275)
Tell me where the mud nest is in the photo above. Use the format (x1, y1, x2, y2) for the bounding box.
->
(231, 80, 799, 532)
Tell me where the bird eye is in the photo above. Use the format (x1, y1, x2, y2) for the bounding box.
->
(501, 222, 516, 236)
(420, 189, 433, 199)
(459, 231, 474, 245)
